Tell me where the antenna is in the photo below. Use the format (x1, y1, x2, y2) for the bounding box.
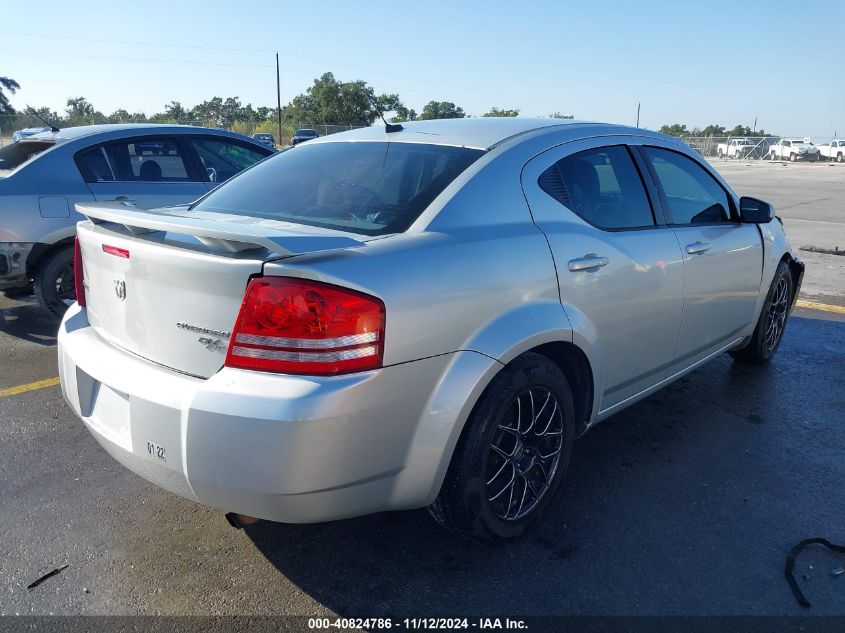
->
(25, 105, 60, 133)
(368, 95, 402, 133)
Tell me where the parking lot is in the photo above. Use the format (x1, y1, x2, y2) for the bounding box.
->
(1, 160, 844, 617)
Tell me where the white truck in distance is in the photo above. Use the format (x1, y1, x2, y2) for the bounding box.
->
(717, 138, 755, 159)
(817, 139, 845, 162)
(769, 138, 820, 162)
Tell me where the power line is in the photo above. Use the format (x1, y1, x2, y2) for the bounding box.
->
(0, 48, 280, 70)
(4, 31, 275, 54)
(4, 30, 497, 99)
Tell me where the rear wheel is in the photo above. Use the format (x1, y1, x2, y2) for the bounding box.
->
(790, 153, 798, 162)
(730, 261, 793, 363)
(430, 352, 576, 543)
(33, 246, 76, 319)
(838, 153, 844, 163)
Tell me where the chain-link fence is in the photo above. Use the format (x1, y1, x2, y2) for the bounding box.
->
(680, 135, 840, 160)
(0, 113, 367, 148)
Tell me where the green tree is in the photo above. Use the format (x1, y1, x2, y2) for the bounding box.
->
(65, 97, 95, 123)
(483, 107, 519, 117)
(0, 76, 20, 114)
(727, 124, 755, 137)
(23, 106, 60, 127)
(701, 124, 726, 136)
(549, 112, 575, 119)
(284, 72, 400, 125)
(391, 105, 417, 123)
(148, 100, 190, 123)
(418, 101, 465, 120)
(107, 108, 131, 123)
(659, 123, 689, 137)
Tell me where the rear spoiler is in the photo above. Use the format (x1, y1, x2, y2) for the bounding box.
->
(75, 202, 365, 257)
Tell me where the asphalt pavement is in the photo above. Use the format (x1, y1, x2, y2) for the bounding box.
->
(1, 293, 844, 616)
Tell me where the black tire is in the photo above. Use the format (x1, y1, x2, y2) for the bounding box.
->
(430, 352, 576, 543)
(837, 153, 843, 163)
(730, 260, 793, 363)
(790, 153, 797, 162)
(33, 246, 76, 319)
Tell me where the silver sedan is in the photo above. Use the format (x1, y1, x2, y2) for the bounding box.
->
(58, 118, 802, 542)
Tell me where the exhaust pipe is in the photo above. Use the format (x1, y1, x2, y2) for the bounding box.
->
(225, 512, 261, 530)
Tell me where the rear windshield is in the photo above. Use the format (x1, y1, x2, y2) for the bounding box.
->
(295, 129, 317, 137)
(191, 141, 485, 235)
(0, 140, 55, 173)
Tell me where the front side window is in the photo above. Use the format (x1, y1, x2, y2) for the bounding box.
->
(642, 147, 732, 225)
(76, 137, 190, 183)
(191, 141, 484, 236)
(191, 138, 269, 184)
(538, 145, 655, 229)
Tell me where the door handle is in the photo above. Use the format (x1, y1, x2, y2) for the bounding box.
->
(568, 255, 609, 272)
(686, 241, 711, 254)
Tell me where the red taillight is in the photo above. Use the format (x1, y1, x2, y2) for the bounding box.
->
(102, 244, 130, 258)
(73, 237, 86, 307)
(225, 277, 385, 376)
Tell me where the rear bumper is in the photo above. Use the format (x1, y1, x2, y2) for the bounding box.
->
(58, 304, 489, 523)
(0, 242, 35, 290)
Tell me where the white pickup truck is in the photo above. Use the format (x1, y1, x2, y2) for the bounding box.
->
(717, 138, 756, 159)
(769, 138, 820, 162)
(817, 139, 845, 162)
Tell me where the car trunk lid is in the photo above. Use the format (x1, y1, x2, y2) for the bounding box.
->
(75, 202, 366, 378)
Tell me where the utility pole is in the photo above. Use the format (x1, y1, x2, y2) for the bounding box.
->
(636, 102, 640, 128)
(753, 116, 757, 134)
(275, 52, 283, 145)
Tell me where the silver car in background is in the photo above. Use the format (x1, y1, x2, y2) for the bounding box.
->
(58, 118, 803, 542)
(0, 124, 274, 315)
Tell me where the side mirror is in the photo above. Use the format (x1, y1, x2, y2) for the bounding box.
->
(739, 197, 775, 223)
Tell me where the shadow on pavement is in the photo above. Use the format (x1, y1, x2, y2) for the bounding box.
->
(0, 298, 60, 346)
(245, 314, 845, 616)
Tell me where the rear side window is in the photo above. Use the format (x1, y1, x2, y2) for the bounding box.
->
(538, 145, 655, 229)
(76, 137, 191, 183)
(191, 138, 269, 184)
(191, 142, 485, 236)
(642, 147, 732, 225)
(0, 141, 55, 173)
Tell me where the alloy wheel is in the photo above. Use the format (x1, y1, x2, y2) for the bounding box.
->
(485, 387, 564, 521)
(55, 262, 76, 306)
(765, 276, 790, 351)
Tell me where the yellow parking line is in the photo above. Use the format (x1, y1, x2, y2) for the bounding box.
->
(0, 300, 839, 400)
(796, 299, 845, 315)
(0, 377, 61, 398)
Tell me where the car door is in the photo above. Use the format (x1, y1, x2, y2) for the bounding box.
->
(636, 143, 762, 371)
(75, 136, 207, 209)
(522, 137, 685, 412)
(186, 136, 272, 191)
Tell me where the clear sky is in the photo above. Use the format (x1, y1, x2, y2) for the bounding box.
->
(2, 0, 843, 136)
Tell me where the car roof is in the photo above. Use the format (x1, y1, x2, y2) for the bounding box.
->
(26, 123, 255, 144)
(308, 117, 599, 150)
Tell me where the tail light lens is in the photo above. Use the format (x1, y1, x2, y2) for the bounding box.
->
(225, 277, 385, 376)
(73, 237, 86, 307)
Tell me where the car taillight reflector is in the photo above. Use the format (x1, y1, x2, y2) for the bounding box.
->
(225, 277, 385, 375)
(73, 237, 86, 307)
